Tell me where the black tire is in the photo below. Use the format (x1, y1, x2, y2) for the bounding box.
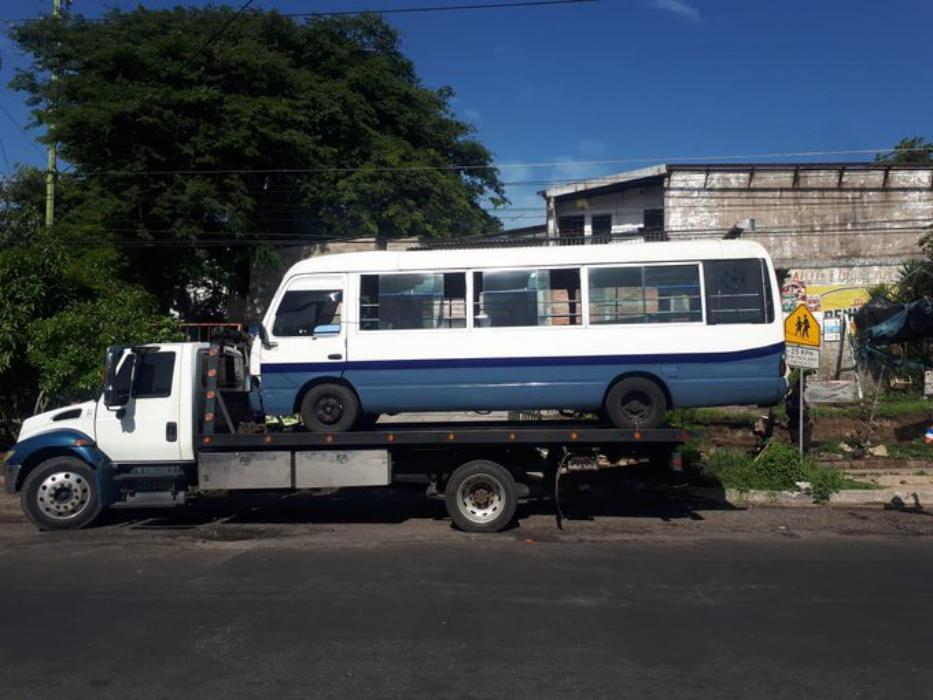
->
(445, 460, 517, 533)
(300, 382, 360, 432)
(20, 456, 102, 531)
(604, 377, 667, 429)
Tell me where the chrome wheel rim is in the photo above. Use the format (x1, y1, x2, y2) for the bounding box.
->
(36, 471, 92, 521)
(456, 474, 505, 524)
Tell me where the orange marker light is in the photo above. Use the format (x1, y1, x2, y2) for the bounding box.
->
(634, 431, 641, 440)
(325, 434, 334, 443)
(73, 438, 91, 447)
(202, 436, 212, 445)
(208, 369, 217, 377)
(509, 432, 516, 441)
(448, 433, 456, 441)
(570, 432, 578, 440)
(206, 390, 215, 399)
(387, 434, 396, 442)
(263, 435, 272, 444)
(205, 413, 214, 422)
(209, 348, 218, 357)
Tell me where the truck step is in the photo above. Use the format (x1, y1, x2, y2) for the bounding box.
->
(110, 491, 187, 509)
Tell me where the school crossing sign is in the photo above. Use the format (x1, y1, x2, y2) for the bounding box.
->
(784, 303, 821, 369)
(784, 304, 821, 348)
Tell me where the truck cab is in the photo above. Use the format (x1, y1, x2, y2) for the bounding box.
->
(4, 341, 247, 529)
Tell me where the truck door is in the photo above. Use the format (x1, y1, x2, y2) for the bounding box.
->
(96, 348, 184, 463)
(259, 273, 348, 385)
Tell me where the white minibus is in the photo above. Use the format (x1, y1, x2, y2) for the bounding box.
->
(252, 239, 787, 430)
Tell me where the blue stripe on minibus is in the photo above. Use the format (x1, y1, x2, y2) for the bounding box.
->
(260, 341, 785, 374)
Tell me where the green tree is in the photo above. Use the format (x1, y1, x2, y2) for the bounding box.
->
(11, 9, 506, 318)
(875, 137, 933, 164)
(0, 168, 178, 444)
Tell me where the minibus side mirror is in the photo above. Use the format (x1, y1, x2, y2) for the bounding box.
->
(103, 348, 135, 408)
(248, 322, 277, 350)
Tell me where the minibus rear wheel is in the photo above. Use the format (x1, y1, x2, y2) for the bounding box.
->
(604, 377, 667, 430)
(300, 383, 360, 432)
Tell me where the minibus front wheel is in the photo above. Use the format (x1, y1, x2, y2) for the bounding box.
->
(300, 382, 360, 432)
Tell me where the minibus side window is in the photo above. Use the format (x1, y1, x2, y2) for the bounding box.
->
(473, 268, 581, 327)
(703, 259, 773, 325)
(360, 273, 466, 330)
(272, 290, 342, 336)
(588, 264, 701, 324)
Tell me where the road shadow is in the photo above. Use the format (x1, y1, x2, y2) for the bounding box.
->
(99, 467, 736, 532)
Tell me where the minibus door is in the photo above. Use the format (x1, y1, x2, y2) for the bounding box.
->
(265, 273, 348, 375)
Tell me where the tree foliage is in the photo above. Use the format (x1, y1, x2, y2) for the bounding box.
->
(875, 136, 933, 164)
(11, 9, 506, 317)
(0, 168, 178, 444)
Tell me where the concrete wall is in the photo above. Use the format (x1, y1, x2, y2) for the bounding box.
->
(665, 167, 933, 284)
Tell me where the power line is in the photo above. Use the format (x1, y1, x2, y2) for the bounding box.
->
(0, 102, 45, 159)
(0, 0, 598, 24)
(201, 0, 255, 53)
(64, 147, 933, 179)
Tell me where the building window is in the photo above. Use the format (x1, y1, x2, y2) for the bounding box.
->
(588, 265, 702, 324)
(591, 214, 612, 243)
(360, 273, 466, 331)
(473, 268, 581, 327)
(558, 215, 585, 245)
(703, 259, 774, 325)
(643, 208, 665, 241)
(133, 352, 176, 399)
(273, 290, 343, 336)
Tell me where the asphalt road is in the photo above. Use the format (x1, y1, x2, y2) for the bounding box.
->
(2, 489, 933, 699)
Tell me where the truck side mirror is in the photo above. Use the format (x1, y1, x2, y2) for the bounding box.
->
(104, 348, 135, 408)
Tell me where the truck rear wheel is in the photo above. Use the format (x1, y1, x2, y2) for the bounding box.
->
(445, 460, 517, 533)
(21, 457, 102, 531)
(300, 383, 359, 432)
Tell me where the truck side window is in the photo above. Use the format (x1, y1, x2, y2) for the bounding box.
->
(133, 352, 176, 399)
(273, 290, 343, 336)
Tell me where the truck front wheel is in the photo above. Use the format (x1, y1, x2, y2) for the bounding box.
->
(21, 457, 102, 531)
(445, 460, 518, 533)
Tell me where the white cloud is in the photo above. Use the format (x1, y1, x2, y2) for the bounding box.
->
(650, 0, 701, 23)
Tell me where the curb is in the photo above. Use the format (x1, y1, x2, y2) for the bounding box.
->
(685, 486, 933, 508)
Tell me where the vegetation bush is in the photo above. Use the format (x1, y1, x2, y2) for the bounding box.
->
(704, 441, 866, 502)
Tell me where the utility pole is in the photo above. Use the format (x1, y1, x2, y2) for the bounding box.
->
(45, 0, 64, 227)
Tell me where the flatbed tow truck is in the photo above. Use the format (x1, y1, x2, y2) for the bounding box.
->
(4, 332, 688, 533)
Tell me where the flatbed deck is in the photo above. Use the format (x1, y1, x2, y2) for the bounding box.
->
(198, 422, 691, 450)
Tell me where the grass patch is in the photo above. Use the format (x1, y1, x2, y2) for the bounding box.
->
(705, 441, 874, 502)
(667, 407, 760, 428)
(811, 399, 930, 419)
(885, 440, 932, 460)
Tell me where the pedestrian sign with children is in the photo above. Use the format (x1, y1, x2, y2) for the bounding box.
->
(784, 303, 821, 348)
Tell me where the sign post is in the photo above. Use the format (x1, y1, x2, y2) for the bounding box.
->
(784, 304, 822, 457)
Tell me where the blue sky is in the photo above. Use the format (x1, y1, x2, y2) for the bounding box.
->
(2, 0, 932, 226)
